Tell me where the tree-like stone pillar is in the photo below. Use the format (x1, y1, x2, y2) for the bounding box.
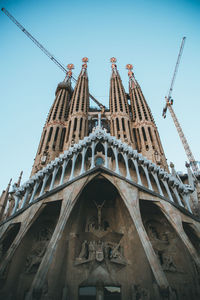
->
(59, 159, 68, 185)
(49, 166, 59, 190)
(80, 147, 87, 175)
(113, 177, 170, 293)
(131, 158, 142, 185)
(69, 154, 78, 181)
(25, 176, 91, 300)
(39, 173, 50, 196)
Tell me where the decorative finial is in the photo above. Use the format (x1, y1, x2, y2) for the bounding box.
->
(82, 57, 89, 69)
(110, 57, 117, 63)
(110, 57, 117, 70)
(66, 63, 74, 78)
(126, 64, 134, 78)
(126, 64, 133, 70)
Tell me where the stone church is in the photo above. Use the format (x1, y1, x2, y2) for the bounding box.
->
(0, 58, 200, 300)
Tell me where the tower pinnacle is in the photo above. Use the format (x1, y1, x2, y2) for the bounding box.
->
(109, 58, 134, 145)
(126, 65, 168, 169)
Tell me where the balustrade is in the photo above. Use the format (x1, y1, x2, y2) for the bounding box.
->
(5, 127, 194, 219)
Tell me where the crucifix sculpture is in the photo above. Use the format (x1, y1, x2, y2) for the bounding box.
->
(93, 200, 105, 230)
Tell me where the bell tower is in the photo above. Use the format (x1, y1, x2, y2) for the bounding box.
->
(65, 58, 89, 148)
(126, 64, 168, 170)
(31, 64, 74, 176)
(109, 58, 135, 146)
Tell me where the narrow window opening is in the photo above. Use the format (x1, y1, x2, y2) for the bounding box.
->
(59, 128, 66, 150)
(116, 118, 120, 131)
(39, 130, 46, 154)
(142, 127, 147, 142)
(122, 118, 125, 131)
(74, 118, 77, 131)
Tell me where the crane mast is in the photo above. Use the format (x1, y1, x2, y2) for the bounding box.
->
(1, 7, 105, 112)
(162, 37, 198, 173)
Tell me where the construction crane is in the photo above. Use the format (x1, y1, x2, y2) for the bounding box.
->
(1, 7, 106, 113)
(162, 37, 199, 173)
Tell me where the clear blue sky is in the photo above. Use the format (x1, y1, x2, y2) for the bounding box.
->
(0, 0, 199, 191)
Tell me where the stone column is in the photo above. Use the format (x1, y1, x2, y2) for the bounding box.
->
(26, 175, 92, 300)
(112, 177, 170, 292)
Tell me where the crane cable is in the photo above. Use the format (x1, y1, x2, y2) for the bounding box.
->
(1, 7, 106, 112)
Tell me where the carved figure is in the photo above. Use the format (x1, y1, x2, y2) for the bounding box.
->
(110, 242, 123, 260)
(162, 255, 177, 272)
(93, 200, 105, 230)
(88, 241, 96, 260)
(78, 240, 88, 259)
(25, 242, 47, 274)
(131, 284, 150, 300)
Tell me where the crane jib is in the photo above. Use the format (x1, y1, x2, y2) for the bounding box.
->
(1, 7, 105, 111)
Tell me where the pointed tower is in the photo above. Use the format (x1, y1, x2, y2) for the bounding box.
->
(109, 58, 134, 146)
(31, 64, 74, 176)
(0, 179, 12, 220)
(126, 64, 168, 170)
(65, 57, 89, 147)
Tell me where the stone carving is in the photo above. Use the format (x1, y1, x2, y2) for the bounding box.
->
(131, 284, 150, 300)
(162, 254, 177, 272)
(75, 199, 126, 267)
(76, 239, 126, 265)
(24, 224, 52, 274)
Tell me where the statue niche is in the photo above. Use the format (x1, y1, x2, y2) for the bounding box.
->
(75, 198, 126, 266)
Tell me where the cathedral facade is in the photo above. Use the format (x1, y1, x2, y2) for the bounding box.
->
(0, 58, 200, 300)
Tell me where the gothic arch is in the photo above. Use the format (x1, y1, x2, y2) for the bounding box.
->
(94, 142, 105, 155)
(44, 176, 154, 299)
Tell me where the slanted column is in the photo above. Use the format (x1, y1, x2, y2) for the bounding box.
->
(152, 172, 164, 196)
(39, 173, 49, 196)
(26, 177, 89, 299)
(12, 192, 21, 215)
(112, 146, 120, 175)
(90, 141, 96, 170)
(80, 147, 87, 175)
(29, 181, 40, 203)
(142, 165, 153, 191)
(182, 193, 192, 213)
(50, 166, 59, 190)
(131, 158, 142, 185)
(172, 186, 184, 207)
(21, 187, 31, 208)
(161, 178, 174, 202)
(123, 153, 131, 181)
(104, 142, 108, 169)
(59, 159, 68, 185)
(113, 178, 170, 292)
(69, 154, 78, 181)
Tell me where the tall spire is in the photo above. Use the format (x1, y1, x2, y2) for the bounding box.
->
(126, 64, 168, 170)
(31, 64, 74, 176)
(109, 58, 134, 145)
(66, 57, 89, 147)
(0, 178, 12, 220)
